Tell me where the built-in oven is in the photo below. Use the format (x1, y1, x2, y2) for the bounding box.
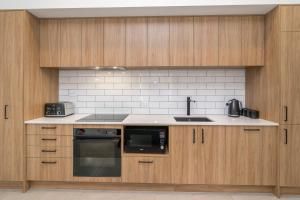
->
(73, 128, 121, 177)
(124, 126, 168, 154)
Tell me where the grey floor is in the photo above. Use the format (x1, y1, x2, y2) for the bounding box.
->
(1, 189, 300, 200)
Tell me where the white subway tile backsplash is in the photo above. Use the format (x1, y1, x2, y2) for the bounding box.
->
(59, 69, 245, 115)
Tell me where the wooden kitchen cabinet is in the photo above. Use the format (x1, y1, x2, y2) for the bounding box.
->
(281, 6, 300, 31)
(148, 17, 170, 66)
(241, 16, 264, 66)
(103, 18, 126, 66)
(60, 19, 82, 67)
(281, 32, 300, 125)
(171, 126, 226, 184)
(219, 16, 242, 66)
(194, 16, 219, 66)
(170, 17, 194, 66)
(122, 156, 171, 184)
(27, 158, 73, 181)
(81, 18, 103, 66)
(126, 17, 148, 67)
(280, 125, 300, 187)
(40, 19, 61, 67)
(225, 126, 277, 185)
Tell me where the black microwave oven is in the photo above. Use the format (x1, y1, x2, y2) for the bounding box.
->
(124, 126, 168, 154)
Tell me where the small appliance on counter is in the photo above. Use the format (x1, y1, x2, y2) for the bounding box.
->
(44, 102, 74, 117)
(240, 108, 260, 119)
(226, 99, 242, 117)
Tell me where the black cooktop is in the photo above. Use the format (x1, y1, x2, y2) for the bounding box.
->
(76, 114, 128, 122)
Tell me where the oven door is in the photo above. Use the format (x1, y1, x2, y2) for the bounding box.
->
(124, 127, 167, 153)
(73, 137, 121, 177)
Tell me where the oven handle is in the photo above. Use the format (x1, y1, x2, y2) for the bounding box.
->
(73, 138, 120, 142)
(74, 136, 120, 140)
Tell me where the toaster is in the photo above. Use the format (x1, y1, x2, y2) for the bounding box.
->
(45, 102, 74, 117)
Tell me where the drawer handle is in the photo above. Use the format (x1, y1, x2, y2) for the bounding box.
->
(41, 149, 57, 153)
(138, 161, 154, 164)
(41, 138, 57, 141)
(41, 161, 57, 164)
(244, 128, 261, 132)
(192, 128, 196, 144)
(41, 127, 57, 130)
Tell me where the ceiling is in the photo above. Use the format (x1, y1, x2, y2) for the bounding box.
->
(1, 0, 299, 18)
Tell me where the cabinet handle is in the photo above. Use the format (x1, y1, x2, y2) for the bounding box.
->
(201, 128, 204, 144)
(4, 105, 8, 119)
(41, 138, 57, 141)
(284, 106, 288, 122)
(41, 127, 57, 130)
(284, 129, 288, 144)
(244, 128, 261, 132)
(138, 161, 153, 164)
(41, 161, 57, 164)
(192, 128, 196, 144)
(41, 149, 56, 153)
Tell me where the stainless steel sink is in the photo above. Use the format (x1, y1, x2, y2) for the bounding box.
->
(174, 117, 213, 122)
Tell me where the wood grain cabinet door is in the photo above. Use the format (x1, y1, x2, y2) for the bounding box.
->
(225, 126, 277, 186)
(103, 18, 126, 66)
(197, 126, 226, 184)
(147, 17, 170, 66)
(194, 16, 219, 66)
(219, 16, 242, 66)
(280, 125, 300, 187)
(122, 156, 171, 184)
(281, 32, 300, 124)
(281, 6, 300, 31)
(81, 18, 103, 67)
(60, 19, 82, 67)
(125, 17, 148, 67)
(170, 126, 199, 184)
(40, 19, 61, 67)
(170, 17, 194, 67)
(241, 16, 264, 66)
(0, 11, 24, 181)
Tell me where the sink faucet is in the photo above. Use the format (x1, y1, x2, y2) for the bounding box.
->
(187, 97, 196, 116)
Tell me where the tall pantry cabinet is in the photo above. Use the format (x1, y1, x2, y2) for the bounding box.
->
(0, 11, 58, 186)
(246, 5, 300, 193)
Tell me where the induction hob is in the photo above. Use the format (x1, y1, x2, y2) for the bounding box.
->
(76, 114, 128, 122)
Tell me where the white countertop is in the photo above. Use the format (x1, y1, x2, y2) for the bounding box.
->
(25, 114, 278, 126)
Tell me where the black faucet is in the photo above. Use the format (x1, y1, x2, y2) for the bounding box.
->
(187, 97, 196, 116)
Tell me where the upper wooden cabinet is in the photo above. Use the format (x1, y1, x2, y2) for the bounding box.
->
(281, 6, 300, 31)
(126, 17, 148, 67)
(170, 17, 194, 66)
(81, 18, 103, 66)
(281, 32, 300, 125)
(241, 16, 264, 66)
(219, 16, 242, 66)
(224, 126, 277, 186)
(40, 16, 264, 68)
(60, 19, 82, 67)
(40, 19, 61, 67)
(148, 17, 170, 66)
(171, 126, 226, 185)
(194, 16, 219, 66)
(103, 18, 126, 66)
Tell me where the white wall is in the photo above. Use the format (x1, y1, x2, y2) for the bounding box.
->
(1, 0, 299, 9)
(59, 69, 245, 115)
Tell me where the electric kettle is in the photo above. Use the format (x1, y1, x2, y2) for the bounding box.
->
(226, 99, 242, 117)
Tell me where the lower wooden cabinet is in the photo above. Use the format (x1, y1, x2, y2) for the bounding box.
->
(224, 126, 277, 186)
(27, 158, 73, 181)
(122, 156, 171, 183)
(280, 125, 300, 187)
(170, 126, 226, 184)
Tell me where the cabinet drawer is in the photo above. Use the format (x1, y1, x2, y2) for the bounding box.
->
(27, 158, 73, 181)
(27, 135, 73, 147)
(27, 125, 73, 136)
(27, 146, 72, 158)
(122, 156, 171, 184)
